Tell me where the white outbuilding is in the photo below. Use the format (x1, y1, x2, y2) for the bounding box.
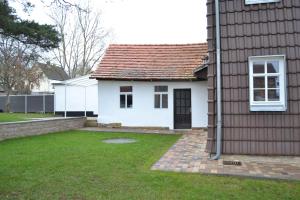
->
(91, 44, 208, 129)
(54, 74, 98, 117)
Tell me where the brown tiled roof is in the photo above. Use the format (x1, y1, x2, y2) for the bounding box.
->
(91, 43, 208, 81)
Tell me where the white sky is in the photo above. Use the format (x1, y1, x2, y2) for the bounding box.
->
(12, 0, 207, 44)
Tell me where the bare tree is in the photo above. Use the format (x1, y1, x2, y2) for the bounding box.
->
(49, 2, 108, 78)
(17, 0, 85, 11)
(0, 36, 42, 112)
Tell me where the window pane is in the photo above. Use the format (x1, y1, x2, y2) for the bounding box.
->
(254, 89, 265, 101)
(253, 77, 265, 88)
(120, 95, 125, 108)
(181, 99, 185, 106)
(176, 99, 180, 106)
(268, 89, 280, 101)
(253, 62, 265, 73)
(186, 107, 190, 114)
(268, 76, 279, 88)
(181, 91, 185, 98)
(127, 94, 132, 108)
(154, 94, 160, 108)
(181, 107, 185, 114)
(267, 61, 279, 73)
(186, 99, 191, 107)
(155, 86, 168, 92)
(162, 94, 168, 108)
(120, 86, 132, 92)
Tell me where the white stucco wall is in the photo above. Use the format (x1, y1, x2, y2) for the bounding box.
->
(98, 80, 208, 129)
(54, 84, 98, 115)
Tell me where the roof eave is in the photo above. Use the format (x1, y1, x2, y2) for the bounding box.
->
(92, 77, 201, 82)
(193, 64, 208, 73)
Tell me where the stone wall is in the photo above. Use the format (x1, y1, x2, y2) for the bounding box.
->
(0, 117, 86, 141)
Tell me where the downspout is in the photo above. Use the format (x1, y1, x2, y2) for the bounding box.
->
(211, 0, 222, 160)
(64, 84, 67, 118)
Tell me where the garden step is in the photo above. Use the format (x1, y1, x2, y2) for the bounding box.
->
(85, 120, 98, 127)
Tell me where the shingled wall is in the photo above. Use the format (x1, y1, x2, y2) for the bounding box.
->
(206, 0, 300, 155)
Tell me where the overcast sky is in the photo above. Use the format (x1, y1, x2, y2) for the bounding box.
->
(12, 0, 207, 44)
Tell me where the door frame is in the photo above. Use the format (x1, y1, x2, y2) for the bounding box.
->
(173, 88, 192, 129)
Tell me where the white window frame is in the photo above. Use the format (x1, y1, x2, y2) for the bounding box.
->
(249, 55, 287, 111)
(120, 86, 133, 109)
(154, 86, 168, 109)
(245, 0, 280, 5)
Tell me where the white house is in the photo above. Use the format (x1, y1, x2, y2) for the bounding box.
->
(32, 63, 70, 94)
(54, 75, 98, 117)
(91, 44, 208, 129)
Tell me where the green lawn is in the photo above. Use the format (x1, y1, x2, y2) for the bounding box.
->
(0, 113, 55, 123)
(0, 131, 299, 200)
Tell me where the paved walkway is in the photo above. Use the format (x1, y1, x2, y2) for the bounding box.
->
(151, 130, 300, 180)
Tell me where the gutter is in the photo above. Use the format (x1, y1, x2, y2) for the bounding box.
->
(210, 0, 222, 160)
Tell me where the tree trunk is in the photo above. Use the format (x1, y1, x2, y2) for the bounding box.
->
(4, 91, 11, 113)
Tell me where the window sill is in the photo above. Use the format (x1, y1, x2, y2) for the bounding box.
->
(245, 0, 281, 5)
(250, 104, 286, 112)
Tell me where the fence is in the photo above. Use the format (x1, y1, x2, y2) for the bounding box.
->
(0, 94, 54, 113)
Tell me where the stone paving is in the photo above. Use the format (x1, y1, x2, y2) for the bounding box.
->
(151, 130, 300, 180)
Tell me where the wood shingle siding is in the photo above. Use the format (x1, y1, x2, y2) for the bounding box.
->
(206, 0, 300, 155)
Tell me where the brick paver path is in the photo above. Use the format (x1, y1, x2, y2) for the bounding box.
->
(151, 130, 300, 180)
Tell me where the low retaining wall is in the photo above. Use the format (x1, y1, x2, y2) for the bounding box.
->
(0, 117, 86, 141)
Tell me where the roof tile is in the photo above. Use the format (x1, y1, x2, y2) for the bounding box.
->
(91, 43, 208, 80)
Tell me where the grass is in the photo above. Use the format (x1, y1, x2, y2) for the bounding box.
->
(0, 131, 299, 200)
(0, 113, 55, 123)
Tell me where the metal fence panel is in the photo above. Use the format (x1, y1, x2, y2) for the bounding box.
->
(27, 96, 43, 112)
(0, 95, 54, 113)
(10, 96, 25, 112)
(0, 97, 5, 112)
(45, 95, 54, 112)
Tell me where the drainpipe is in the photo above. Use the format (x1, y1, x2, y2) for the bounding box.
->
(84, 86, 87, 117)
(211, 0, 222, 160)
(64, 84, 67, 118)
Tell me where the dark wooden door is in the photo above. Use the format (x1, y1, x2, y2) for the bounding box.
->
(174, 89, 191, 129)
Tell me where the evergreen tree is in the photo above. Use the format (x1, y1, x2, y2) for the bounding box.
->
(0, 0, 60, 50)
